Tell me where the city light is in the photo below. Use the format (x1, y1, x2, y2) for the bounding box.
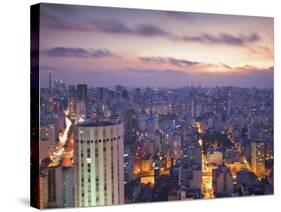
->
(33, 3, 273, 209)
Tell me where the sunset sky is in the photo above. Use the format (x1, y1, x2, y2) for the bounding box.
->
(39, 3, 274, 88)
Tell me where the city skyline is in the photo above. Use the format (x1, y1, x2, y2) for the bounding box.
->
(37, 81, 274, 208)
(44, 71, 274, 89)
(39, 4, 273, 88)
(31, 3, 274, 209)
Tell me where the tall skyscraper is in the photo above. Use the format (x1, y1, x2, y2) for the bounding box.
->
(47, 166, 74, 208)
(39, 175, 48, 209)
(191, 98, 196, 118)
(212, 165, 233, 197)
(39, 123, 55, 163)
(68, 96, 77, 117)
(191, 97, 201, 118)
(77, 84, 88, 115)
(77, 84, 88, 103)
(48, 71, 52, 90)
(124, 109, 138, 145)
(251, 139, 266, 177)
(123, 146, 133, 184)
(74, 119, 125, 207)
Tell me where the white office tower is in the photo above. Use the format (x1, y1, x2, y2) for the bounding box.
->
(74, 119, 125, 207)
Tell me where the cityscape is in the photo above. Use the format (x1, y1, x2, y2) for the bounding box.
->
(32, 3, 274, 209)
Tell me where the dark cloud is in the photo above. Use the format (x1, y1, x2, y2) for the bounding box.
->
(42, 10, 260, 47)
(140, 56, 201, 66)
(43, 13, 170, 38)
(161, 11, 196, 20)
(99, 20, 259, 45)
(90, 49, 116, 58)
(41, 47, 116, 58)
(168, 57, 200, 66)
(180, 33, 260, 46)
(91, 19, 170, 37)
(220, 63, 232, 69)
(139, 56, 166, 64)
(91, 19, 133, 34)
(127, 68, 188, 76)
(135, 24, 170, 37)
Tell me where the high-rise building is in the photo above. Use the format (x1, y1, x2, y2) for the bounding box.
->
(77, 84, 88, 103)
(212, 165, 233, 197)
(74, 119, 125, 207)
(68, 96, 77, 117)
(76, 100, 87, 121)
(182, 141, 202, 168)
(39, 175, 48, 209)
(124, 109, 139, 145)
(77, 84, 88, 115)
(48, 71, 52, 90)
(251, 139, 266, 177)
(180, 164, 202, 191)
(191, 98, 196, 118)
(47, 166, 74, 208)
(191, 97, 201, 118)
(123, 146, 133, 184)
(39, 123, 55, 163)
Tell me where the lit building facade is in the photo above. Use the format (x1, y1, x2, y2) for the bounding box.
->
(74, 120, 124, 207)
(39, 175, 48, 209)
(251, 139, 266, 177)
(39, 123, 55, 163)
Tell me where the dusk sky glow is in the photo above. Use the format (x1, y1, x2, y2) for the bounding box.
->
(39, 3, 274, 88)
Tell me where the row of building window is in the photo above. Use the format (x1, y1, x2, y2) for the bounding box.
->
(77, 136, 123, 144)
(80, 146, 117, 158)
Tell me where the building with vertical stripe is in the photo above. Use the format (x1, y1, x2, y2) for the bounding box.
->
(74, 119, 124, 207)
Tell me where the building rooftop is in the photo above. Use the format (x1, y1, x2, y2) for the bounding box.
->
(77, 118, 122, 127)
